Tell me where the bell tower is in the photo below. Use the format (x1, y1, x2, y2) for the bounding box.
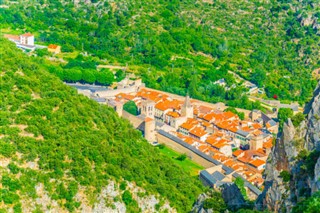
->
(181, 93, 193, 118)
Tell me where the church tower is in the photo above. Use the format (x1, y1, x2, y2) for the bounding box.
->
(181, 93, 193, 118)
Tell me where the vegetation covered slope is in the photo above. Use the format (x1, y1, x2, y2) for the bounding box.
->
(0, 39, 203, 212)
(1, 0, 319, 106)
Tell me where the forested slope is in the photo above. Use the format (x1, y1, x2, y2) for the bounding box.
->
(1, 0, 319, 106)
(0, 39, 203, 212)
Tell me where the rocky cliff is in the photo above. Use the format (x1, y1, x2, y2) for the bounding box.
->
(256, 82, 320, 212)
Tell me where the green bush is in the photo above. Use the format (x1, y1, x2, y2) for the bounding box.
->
(123, 101, 139, 116)
(122, 190, 133, 205)
(280, 171, 291, 182)
(176, 154, 187, 161)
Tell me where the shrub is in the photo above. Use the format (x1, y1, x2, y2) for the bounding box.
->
(123, 101, 139, 115)
(176, 154, 187, 161)
(280, 170, 291, 182)
(122, 190, 133, 205)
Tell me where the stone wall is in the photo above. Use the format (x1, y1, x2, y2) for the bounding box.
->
(121, 111, 144, 129)
(156, 133, 214, 168)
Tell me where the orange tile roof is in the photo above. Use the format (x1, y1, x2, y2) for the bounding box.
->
(145, 117, 154, 122)
(202, 121, 211, 127)
(249, 159, 266, 168)
(166, 111, 180, 118)
(198, 144, 209, 152)
(155, 101, 169, 111)
(189, 127, 207, 138)
(212, 154, 229, 163)
(205, 135, 219, 145)
(215, 120, 239, 132)
(4, 34, 20, 41)
(184, 137, 194, 145)
(252, 123, 263, 129)
(198, 105, 213, 114)
(241, 126, 252, 132)
(116, 93, 135, 101)
(213, 141, 228, 149)
(48, 44, 59, 49)
(203, 112, 217, 122)
(263, 138, 273, 149)
(233, 149, 244, 157)
(180, 118, 199, 130)
(256, 148, 265, 155)
(223, 111, 237, 119)
(238, 156, 250, 163)
(21, 32, 33, 37)
(266, 122, 271, 128)
(252, 129, 263, 136)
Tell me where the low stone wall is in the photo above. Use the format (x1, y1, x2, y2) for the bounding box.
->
(121, 111, 144, 129)
(156, 133, 214, 168)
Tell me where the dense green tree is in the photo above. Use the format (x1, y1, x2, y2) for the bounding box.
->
(277, 108, 294, 127)
(123, 101, 138, 115)
(82, 69, 96, 84)
(95, 69, 114, 85)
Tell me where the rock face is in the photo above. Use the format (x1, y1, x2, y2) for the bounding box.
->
(191, 184, 245, 213)
(221, 183, 246, 211)
(256, 82, 320, 212)
(305, 81, 320, 151)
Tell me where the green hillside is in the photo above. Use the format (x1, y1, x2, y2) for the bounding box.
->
(0, 39, 203, 212)
(1, 0, 319, 106)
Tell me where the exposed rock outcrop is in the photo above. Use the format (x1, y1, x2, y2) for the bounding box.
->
(221, 183, 246, 211)
(257, 82, 320, 212)
(191, 193, 211, 213)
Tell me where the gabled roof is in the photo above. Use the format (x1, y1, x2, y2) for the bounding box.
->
(249, 159, 266, 168)
(211, 171, 225, 181)
(155, 101, 169, 111)
(21, 33, 33, 37)
(48, 44, 59, 49)
(189, 126, 207, 138)
(179, 118, 199, 130)
(233, 149, 244, 157)
(4, 34, 19, 41)
(166, 111, 180, 118)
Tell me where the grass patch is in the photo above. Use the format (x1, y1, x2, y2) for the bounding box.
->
(157, 146, 204, 176)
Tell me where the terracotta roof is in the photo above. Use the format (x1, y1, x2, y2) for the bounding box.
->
(184, 137, 194, 145)
(198, 105, 213, 114)
(155, 101, 169, 111)
(116, 93, 135, 101)
(249, 159, 266, 168)
(238, 156, 250, 163)
(202, 121, 211, 127)
(252, 123, 262, 129)
(198, 144, 209, 152)
(48, 44, 59, 49)
(241, 126, 252, 132)
(166, 111, 180, 118)
(205, 135, 218, 145)
(4, 34, 20, 41)
(212, 140, 228, 149)
(145, 117, 154, 122)
(180, 118, 199, 130)
(233, 149, 244, 157)
(21, 33, 33, 37)
(212, 154, 229, 163)
(203, 112, 218, 122)
(263, 138, 273, 149)
(223, 111, 237, 119)
(189, 127, 207, 138)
